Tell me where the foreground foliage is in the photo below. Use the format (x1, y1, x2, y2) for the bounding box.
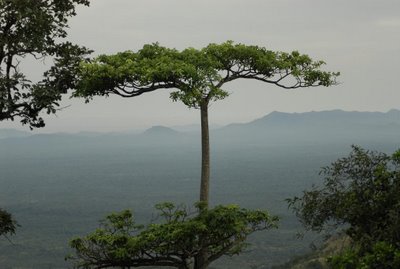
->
(329, 242, 400, 269)
(0, 0, 90, 128)
(68, 203, 278, 269)
(288, 146, 400, 268)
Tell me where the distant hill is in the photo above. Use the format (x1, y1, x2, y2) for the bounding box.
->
(1, 109, 399, 148)
(222, 109, 400, 130)
(142, 125, 180, 136)
(214, 109, 400, 146)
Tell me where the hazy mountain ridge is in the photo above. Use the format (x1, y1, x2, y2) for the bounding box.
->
(1, 109, 400, 148)
(223, 109, 400, 129)
(3, 109, 400, 135)
(214, 109, 400, 146)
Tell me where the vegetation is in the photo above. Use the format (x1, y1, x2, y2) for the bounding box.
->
(0, 208, 17, 239)
(74, 41, 339, 206)
(72, 41, 337, 269)
(0, 0, 90, 244)
(288, 146, 400, 268)
(271, 234, 351, 269)
(0, 1, 395, 269)
(0, 0, 90, 128)
(329, 241, 400, 269)
(68, 203, 278, 269)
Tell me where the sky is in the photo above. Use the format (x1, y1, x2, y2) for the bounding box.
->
(2, 0, 400, 133)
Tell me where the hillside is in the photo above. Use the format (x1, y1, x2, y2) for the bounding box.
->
(272, 235, 351, 269)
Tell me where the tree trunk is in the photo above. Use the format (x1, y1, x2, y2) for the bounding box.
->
(194, 255, 209, 269)
(199, 102, 210, 205)
(198, 102, 210, 269)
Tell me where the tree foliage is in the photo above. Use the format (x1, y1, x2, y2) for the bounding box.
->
(0, 0, 90, 128)
(288, 146, 400, 268)
(0, 207, 17, 238)
(75, 41, 338, 108)
(288, 146, 400, 247)
(68, 203, 279, 269)
(328, 242, 400, 269)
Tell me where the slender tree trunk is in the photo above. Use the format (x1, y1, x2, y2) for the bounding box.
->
(197, 101, 210, 269)
(199, 102, 210, 205)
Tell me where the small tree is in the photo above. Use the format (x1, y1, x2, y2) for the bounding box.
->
(74, 41, 339, 206)
(68, 203, 278, 269)
(0, 208, 17, 239)
(0, 0, 90, 128)
(288, 146, 400, 268)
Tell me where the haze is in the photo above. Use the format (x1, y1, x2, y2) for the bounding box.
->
(1, 0, 399, 133)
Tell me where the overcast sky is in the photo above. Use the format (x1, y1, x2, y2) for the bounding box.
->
(3, 0, 400, 133)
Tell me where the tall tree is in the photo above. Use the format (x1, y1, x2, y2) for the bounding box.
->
(75, 41, 338, 206)
(0, 0, 90, 128)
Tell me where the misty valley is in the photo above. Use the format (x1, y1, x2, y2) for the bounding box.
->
(1, 110, 399, 269)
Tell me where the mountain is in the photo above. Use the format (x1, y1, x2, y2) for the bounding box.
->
(1, 109, 399, 148)
(224, 109, 400, 129)
(142, 125, 180, 136)
(214, 109, 400, 146)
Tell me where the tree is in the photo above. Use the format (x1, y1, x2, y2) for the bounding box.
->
(74, 42, 337, 268)
(74, 41, 339, 206)
(0, 0, 91, 128)
(288, 146, 400, 268)
(328, 242, 400, 269)
(68, 203, 278, 269)
(0, 0, 90, 241)
(0, 208, 17, 239)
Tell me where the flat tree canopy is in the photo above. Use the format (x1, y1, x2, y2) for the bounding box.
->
(0, 0, 90, 128)
(75, 41, 338, 106)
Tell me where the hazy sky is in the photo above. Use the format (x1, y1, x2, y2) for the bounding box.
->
(3, 0, 400, 133)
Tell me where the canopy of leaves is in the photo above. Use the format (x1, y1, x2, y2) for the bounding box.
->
(288, 146, 400, 250)
(329, 241, 400, 269)
(68, 203, 279, 269)
(75, 41, 339, 108)
(0, 0, 90, 128)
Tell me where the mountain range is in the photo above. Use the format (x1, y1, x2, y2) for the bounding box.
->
(1, 109, 399, 148)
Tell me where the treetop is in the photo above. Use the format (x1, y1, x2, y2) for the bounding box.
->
(75, 41, 339, 108)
